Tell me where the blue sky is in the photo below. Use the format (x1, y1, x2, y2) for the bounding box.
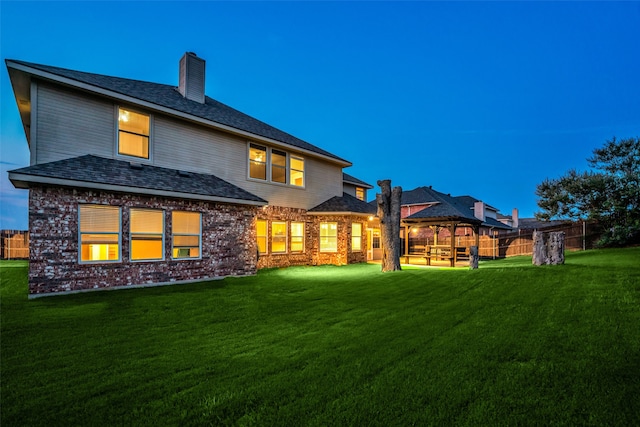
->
(2, 1, 639, 229)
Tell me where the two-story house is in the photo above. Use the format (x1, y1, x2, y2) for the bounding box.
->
(7, 52, 374, 297)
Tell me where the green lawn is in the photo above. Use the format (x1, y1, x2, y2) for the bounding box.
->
(1, 249, 639, 426)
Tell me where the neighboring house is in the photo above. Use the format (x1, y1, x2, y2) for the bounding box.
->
(6, 52, 374, 297)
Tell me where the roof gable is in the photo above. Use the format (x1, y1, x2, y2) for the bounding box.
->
(342, 172, 373, 189)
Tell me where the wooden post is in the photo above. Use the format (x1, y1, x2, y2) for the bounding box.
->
(469, 246, 479, 269)
(449, 223, 456, 267)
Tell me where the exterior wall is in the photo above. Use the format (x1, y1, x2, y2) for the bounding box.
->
(35, 83, 114, 165)
(310, 215, 368, 266)
(33, 83, 343, 210)
(256, 207, 367, 269)
(28, 186, 258, 296)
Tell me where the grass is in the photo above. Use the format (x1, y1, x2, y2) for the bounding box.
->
(1, 249, 639, 426)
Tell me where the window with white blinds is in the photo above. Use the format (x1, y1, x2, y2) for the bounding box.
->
(130, 209, 164, 261)
(172, 211, 201, 259)
(79, 205, 121, 262)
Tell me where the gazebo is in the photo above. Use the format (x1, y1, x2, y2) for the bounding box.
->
(399, 192, 484, 267)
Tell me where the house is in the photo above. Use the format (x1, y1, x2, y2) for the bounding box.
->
(6, 52, 375, 297)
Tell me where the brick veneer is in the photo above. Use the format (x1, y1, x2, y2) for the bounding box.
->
(28, 186, 259, 296)
(256, 207, 368, 269)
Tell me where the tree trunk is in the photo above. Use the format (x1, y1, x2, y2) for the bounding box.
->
(469, 245, 479, 269)
(532, 231, 565, 265)
(376, 179, 402, 272)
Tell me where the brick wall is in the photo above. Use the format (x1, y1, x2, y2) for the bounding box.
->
(28, 186, 259, 296)
(255, 207, 368, 269)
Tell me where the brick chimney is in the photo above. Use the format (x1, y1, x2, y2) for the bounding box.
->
(512, 208, 519, 228)
(178, 52, 205, 104)
(474, 201, 485, 222)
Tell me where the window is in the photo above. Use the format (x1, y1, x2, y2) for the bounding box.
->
(130, 209, 164, 261)
(272, 221, 287, 253)
(372, 229, 381, 249)
(271, 149, 287, 183)
(248, 143, 305, 187)
(352, 223, 363, 251)
(118, 108, 150, 159)
(355, 187, 365, 201)
(256, 219, 267, 254)
(291, 222, 304, 252)
(79, 205, 121, 262)
(249, 144, 267, 180)
(290, 155, 305, 187)
(172, 211, 201, 259)
(320, 222, 338, 252)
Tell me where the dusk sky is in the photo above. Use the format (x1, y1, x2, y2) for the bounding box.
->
(2, 1, 639, 230)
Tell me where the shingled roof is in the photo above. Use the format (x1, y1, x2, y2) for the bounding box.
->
(308, 192, 377, 215)
(9, 155, 266, 206)
(7, 59, 349, 165)
(342, 172, 373, 189)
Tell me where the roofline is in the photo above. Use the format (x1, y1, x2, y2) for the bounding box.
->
(8, 172, 267, 207)
(342, 179, 373, 189)
(306, 211, 374, 217)
(402, 202, 440, 207)
(6, 60, 352, 168)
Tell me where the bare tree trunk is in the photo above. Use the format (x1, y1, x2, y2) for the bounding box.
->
(469, 245, 479, 269)
(532, 231, 565, 265)
(377, 179, 402, 272)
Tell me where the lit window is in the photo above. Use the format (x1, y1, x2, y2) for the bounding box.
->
(256, 219, 267, 254)
(352, 223, 362, 251)
(79, 205, 121, 262)
(320, 222, 338, 252)
(355, 187, 365, 201)
(249, 144, 267, 180)
(291, 222, 304, 252)
(130, 209, 164, 261)
(271, 149, 287, 183)
(290, 155, 305, 187)
(272, 221, 287, 253)
(172, 211, 201, 259)
(118, 108, 150, 159)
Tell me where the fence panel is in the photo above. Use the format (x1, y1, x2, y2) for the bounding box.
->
(1, 230, 30, 260)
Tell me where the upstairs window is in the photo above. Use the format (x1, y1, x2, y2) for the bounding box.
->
(118, 108, 150, 159)
(130, 209, 164, 261)
(355, 187, 365, 201)
(271, 150, 287, 183)
(172, 211, 201, 259)
(79, 205, 121, 262)
(249, 144, 267, 180)
(247, 143, 305, 187)
(290, 155, 305, 187)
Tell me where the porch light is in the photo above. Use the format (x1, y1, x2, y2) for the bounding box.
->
(368, 216, 374, 221)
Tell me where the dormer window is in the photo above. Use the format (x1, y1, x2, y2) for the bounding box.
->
(118, 108, 150, 159)
(355, 187, 365, 201)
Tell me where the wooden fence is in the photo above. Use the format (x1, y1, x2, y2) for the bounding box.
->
(405, 221, 602, 259)
(1, 230, 30, 260)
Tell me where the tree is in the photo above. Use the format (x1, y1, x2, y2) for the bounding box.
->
(536, 136, 640, 246)
(376, 179, 402, 271)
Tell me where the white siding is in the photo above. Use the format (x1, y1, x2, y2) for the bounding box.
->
(35, 83, 114, 164)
